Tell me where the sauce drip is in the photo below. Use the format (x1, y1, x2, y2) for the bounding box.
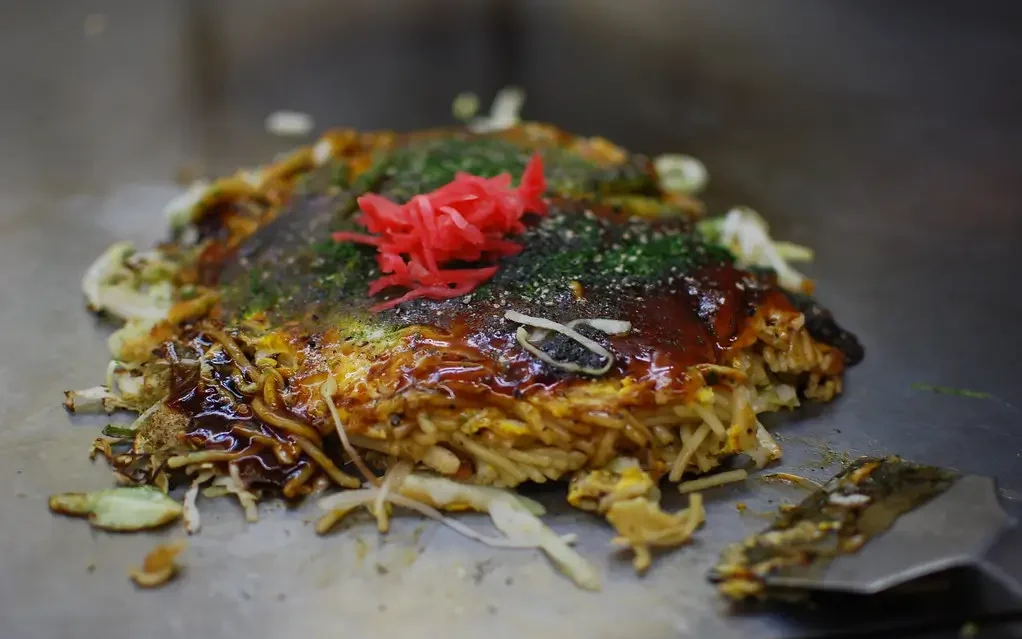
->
(165, 335, 309, 488)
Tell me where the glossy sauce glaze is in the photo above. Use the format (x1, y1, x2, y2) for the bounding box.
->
(384, 264, 794, 401)
(162, 237, 837, 497)
(163, 336, 311, 490)
(158, 138, 860, 492)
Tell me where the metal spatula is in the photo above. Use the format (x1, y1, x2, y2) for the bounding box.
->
(709, 457, 1022, 602)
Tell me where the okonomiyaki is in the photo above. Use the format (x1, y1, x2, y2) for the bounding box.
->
(58, 108, 862, 588)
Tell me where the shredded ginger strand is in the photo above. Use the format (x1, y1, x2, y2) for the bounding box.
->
(332, 156, 547, 311)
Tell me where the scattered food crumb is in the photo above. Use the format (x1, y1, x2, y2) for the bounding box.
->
(735, 502, 747, 512)
(86, 562, 96, 573)
(355, 537, 369, 560)
(129, 540, 186, 588)
(375, 563, 390, 575)
(412, 524, 426, 545)
(472, 559, 494, 584)
(265, 110, 314, 137)
(997, 487, 1022, 502)
(49, 486, 183, 531)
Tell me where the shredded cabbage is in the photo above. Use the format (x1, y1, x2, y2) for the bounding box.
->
(217, 466, 259, 522)
(654, 154, 708, 195)
(107, 318, 160, 361)
(312, 138, 333, 166)
(373, 461, 412, 533)
(468, 86, 524, 133)
(753, 383, 800, 413)
(48, 486, 183, 531)
(773, 241, 815, 262)
(182, 471, 214, 534)
(748, 421, 783, 469)
(398, 473, 545, 516)
(318, 483, 540, 548)
(698, 207, 811, 292)
(82, 242, 174, 322)
(316, 473, 597, 588)
(164, 181, 210, 232)
(265, 110, 314, 137)
(62, 386, 116, 414)
(488, 499, 601, 590)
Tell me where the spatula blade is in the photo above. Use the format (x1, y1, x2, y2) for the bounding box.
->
(767, 474, 1010, 593)
(709, 456, 1015, 600)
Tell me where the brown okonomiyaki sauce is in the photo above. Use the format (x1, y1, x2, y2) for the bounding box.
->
(161, 257, 794, 493)
(385, 265, 789, 398)
(164, 336, 309, 491)
(154, 131, 852, 492)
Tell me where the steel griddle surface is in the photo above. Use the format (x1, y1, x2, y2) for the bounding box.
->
(1, 2, 1021, 638)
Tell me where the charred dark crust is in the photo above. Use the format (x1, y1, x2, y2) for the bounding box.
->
(785, 292, 864, 366)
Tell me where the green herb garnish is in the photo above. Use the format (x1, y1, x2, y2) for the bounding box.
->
(368, 136, 656, 204)
(911, 384, 993, 400)
(101, 424, 137, 438)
